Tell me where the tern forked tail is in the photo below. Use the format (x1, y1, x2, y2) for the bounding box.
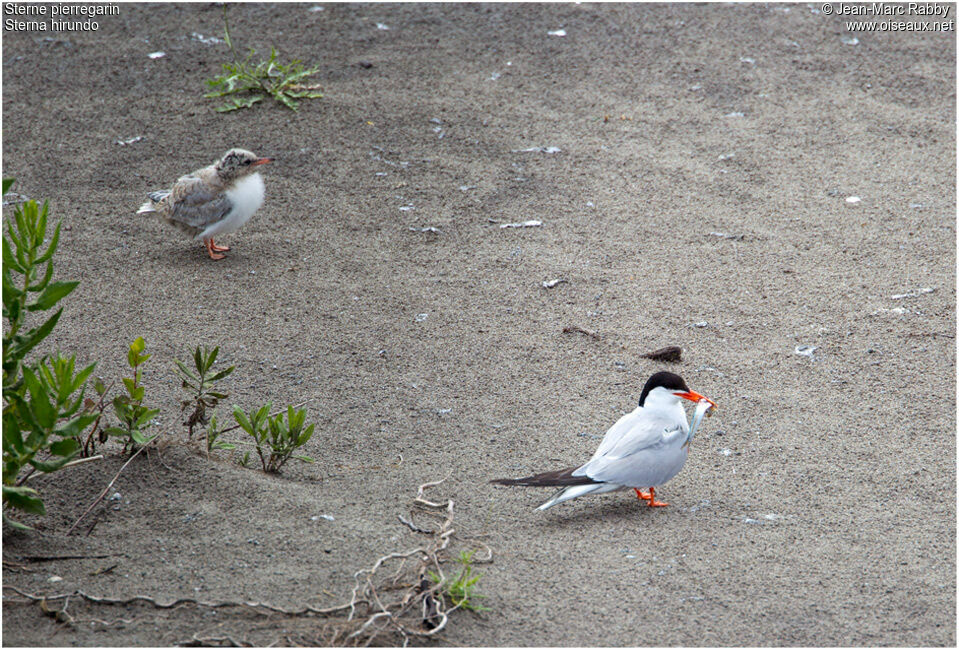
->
(490, 467, 598, 488)
(491, 468, 616, 511)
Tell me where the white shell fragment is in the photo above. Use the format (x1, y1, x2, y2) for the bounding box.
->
(191, 32, 223, 45)
(548, 29, 567, 36)
(841, 35, 859, 45)
(794, 345, 816, 357)
(872, 307, 908, 316)
(311, 514, 335, 521)
(512, 146, 561, 154)
(414, 313, 428, 322)
(845, 196, 861, 203)
(148, 51, 166, 59)
(500, 220, 542, 229)
(542, 279, 568, 289)
(409, 226, 440, 233)
(376, 23, 390, 30)
(116, 136, 144, 146)
(890, 287, 935, 300)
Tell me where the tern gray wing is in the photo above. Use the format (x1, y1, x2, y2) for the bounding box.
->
(572, 412, 688, 486)
(162, 176, 233, 230)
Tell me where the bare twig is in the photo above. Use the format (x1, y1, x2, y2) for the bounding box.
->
(2, 585, 350, 617)
(66, 437, 158, 535)
(640, 345, 683, 363)
(17, 455, 104, 486)
(83, 381, 114, 456)
(397, 515, 434, 535)
(562, 325, 601, 340)
(16, 554, 115, 563)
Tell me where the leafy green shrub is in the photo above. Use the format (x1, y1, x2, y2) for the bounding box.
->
(205, 6, 323, 112)
(175, 345, 234, 437)
(429, 550, 489, 612)
(2, 179, 96, 528)
(232, 403, 314, 473)
(103, 338, 159, 453)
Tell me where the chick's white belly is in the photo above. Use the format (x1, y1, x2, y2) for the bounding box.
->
(197, 173, 265, 239)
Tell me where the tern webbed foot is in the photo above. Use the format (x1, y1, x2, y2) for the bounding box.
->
(209, 239, 231, 252)
(634, 488, 652, 501)
(204, 239, 226, 261)
(646, 487, 668, 507)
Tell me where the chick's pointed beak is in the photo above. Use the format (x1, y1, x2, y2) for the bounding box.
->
(251, 157, 274, 166)
(676, 390, 717, 409)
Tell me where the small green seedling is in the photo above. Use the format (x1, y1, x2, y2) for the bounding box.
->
(104, 338, 159, 453)
(205, 5, 323, 112)
(175, 345, 235, 437)
(232, 402, 314, 473)
(429, 550, 489, 612)
(204, 413, 236, 455)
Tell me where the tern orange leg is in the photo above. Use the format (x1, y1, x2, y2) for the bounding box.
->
(634, 488, 652, 501)
(203, 238, 226, 261)
(209, 239, 230, 252)
(646, 487, 669, 508)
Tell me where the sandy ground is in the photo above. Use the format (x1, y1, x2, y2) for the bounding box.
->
(2, 2, 956, 646)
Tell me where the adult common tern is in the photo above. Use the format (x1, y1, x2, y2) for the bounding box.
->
(137, 148, 273, 260)
(492, 371, 716, 510)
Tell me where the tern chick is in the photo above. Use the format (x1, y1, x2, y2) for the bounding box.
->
(137, 148, 274, 260)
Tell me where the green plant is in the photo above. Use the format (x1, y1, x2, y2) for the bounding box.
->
(232, 403, 314, 473)
(204, 413, 236, 455)
(2, 179, 97, 528)
(104, 338, 159, 453)
(205, 5, 323, 112)
(429, 550, 489, 612)
(175, 345, 235, 437)
(2, 180, 76, 390)
(80, 377, 111, 456)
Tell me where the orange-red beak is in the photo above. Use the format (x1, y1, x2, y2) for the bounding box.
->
(251, 157, 274, 166)
(676, 390, 717, 409)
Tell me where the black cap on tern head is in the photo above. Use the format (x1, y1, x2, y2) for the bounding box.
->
(638, 371, 689, 407)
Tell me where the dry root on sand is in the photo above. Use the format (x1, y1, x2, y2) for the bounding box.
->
(318, 473, 492, 647)
(3, 475, 490, 647)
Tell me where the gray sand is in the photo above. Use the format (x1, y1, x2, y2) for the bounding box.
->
(2, 3, 955, 646)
